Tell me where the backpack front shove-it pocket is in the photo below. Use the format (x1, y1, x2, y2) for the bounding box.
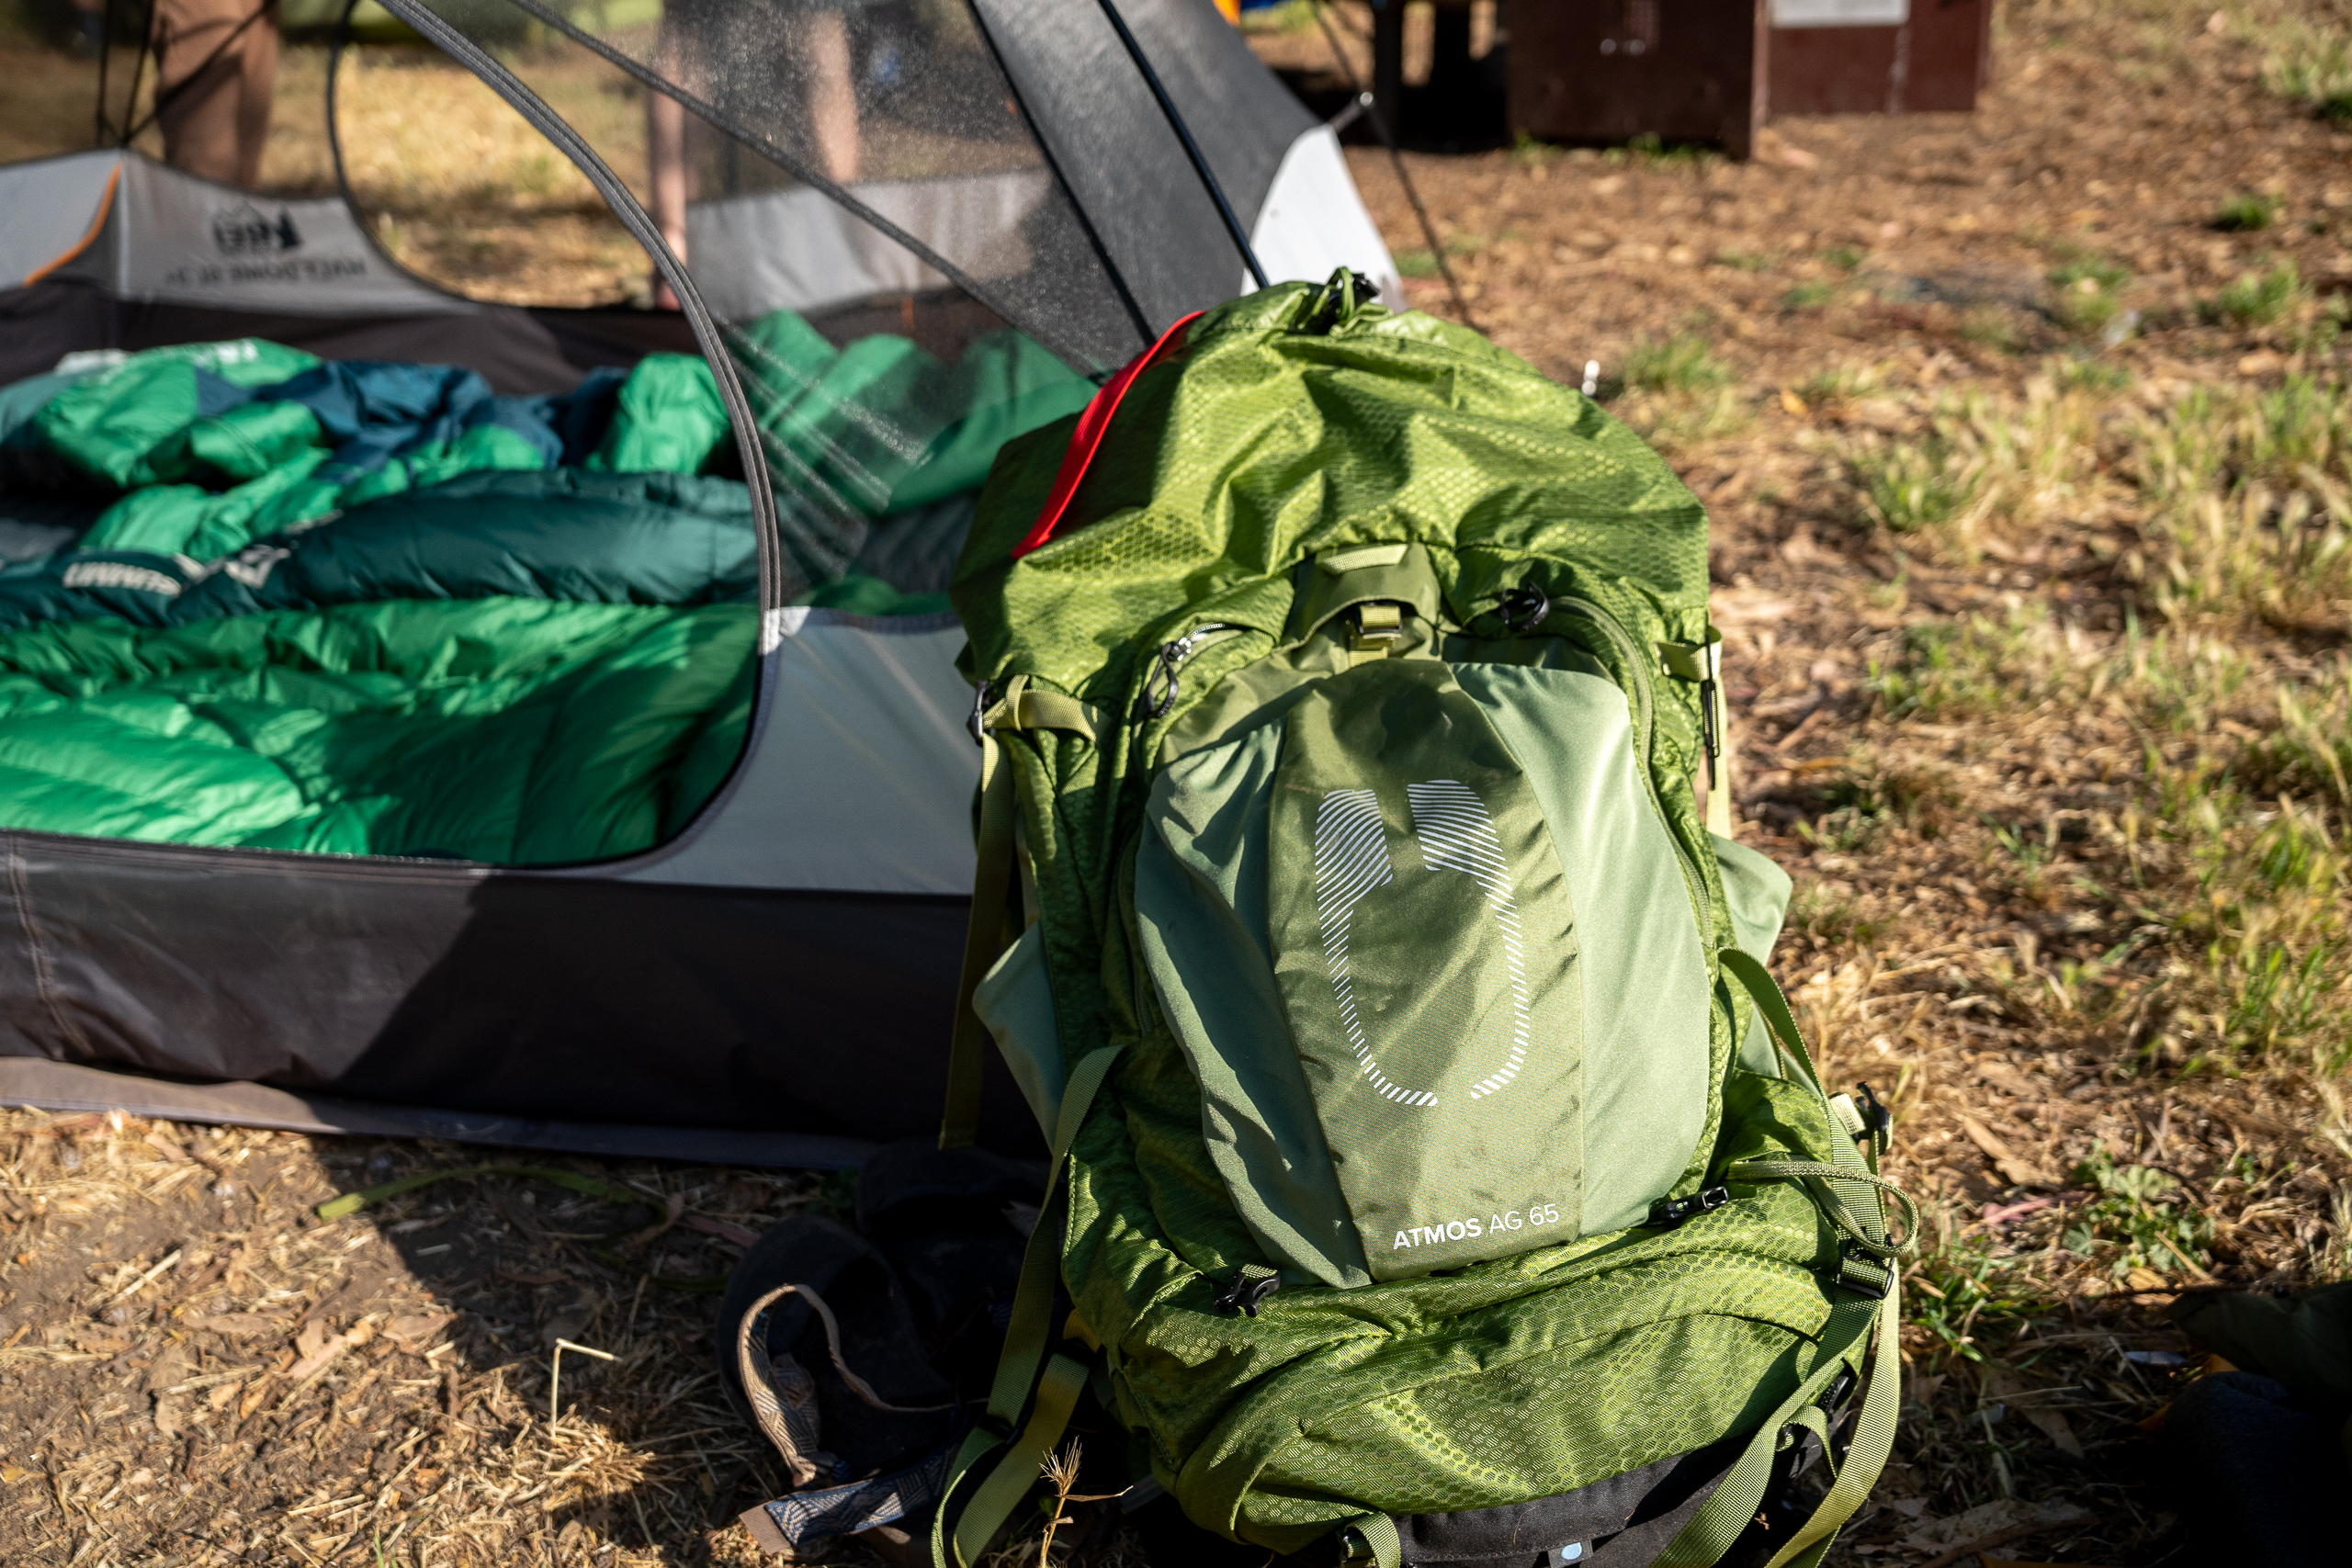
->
(1135, 656, 1714, 1287)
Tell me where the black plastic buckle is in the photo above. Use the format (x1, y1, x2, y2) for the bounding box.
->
(1855, 1080, 1894, 1147)
(1646, 1183, 1731, 1231)
(1211, 1269, 1281, 1318)
(1834, 1241, 1893, 1300)
(1822, 1367, 1858, 1415)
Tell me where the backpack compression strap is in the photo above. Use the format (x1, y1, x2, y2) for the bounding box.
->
(940, 677, 1105, 1151)
(1653, 950, 1911, 1568)
(1012, 310, 1201, 558)
(932, 1043, 1125, 1567)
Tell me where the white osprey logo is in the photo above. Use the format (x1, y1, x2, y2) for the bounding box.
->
(1310, 780, 1532, 1108)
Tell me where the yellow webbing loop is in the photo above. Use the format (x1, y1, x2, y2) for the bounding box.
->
(989, 687, 1104, 739)
(930, 1046, 1124, 1566)
(949, 1352, 1091, 1565)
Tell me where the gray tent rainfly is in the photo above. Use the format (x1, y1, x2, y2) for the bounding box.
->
(0, 0, 1398, 1164)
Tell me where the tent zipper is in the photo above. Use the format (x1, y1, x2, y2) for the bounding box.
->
(1558, 596, 1713, 942)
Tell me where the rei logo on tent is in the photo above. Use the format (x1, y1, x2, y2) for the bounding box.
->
(211, 203, 303, 257)
(1310, 781, 1532, 1109)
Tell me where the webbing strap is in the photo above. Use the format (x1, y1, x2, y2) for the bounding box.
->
(1719, 948, 1823, 1096)
(1726, 1160, 1916, 1257)
(1343, 1514, 1402, 1568)
(1765, 1286, 1903, 1568)
(992, 688, 1104, 739)
(949, 1352, 1091, 1565)
(938, 723, 1019, 1150)
(1652, 947, 1913, 1566)
(1650, 1282, 1893, 1568)
(931, 1046, 1124, 1567)
(1706, 697, 1734, 840)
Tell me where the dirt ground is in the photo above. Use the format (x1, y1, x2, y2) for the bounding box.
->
(5, 0, 2352, 1563)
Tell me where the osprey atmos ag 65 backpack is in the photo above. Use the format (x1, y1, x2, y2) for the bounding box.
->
(930, 272, 1915, 1568)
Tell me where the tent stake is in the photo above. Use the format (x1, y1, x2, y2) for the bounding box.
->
(1090, 0, 1270, 291)
(1308, 0, 1479, 333)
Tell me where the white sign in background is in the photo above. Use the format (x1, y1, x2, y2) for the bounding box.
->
(1770, 0, 1910, 28)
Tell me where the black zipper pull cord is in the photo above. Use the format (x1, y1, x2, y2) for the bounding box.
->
(1698, 671, 1719, 790)
(1646, 1183, 1732, 1231)
(1211, 1266, 1281, 1317)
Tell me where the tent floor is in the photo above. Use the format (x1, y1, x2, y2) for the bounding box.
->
(0, 1055, 878, 1168)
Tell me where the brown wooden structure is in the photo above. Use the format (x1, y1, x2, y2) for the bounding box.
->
(1347, 0, 1997, 160)
(1766, 0, 1993, 116)
(1501, 0, 1769, 159)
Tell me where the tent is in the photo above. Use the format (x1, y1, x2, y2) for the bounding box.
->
(0, 0, 1399, 1164)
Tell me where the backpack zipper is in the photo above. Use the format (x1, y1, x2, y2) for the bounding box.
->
(1140, 622, 1246, 720)
(1557, 596, 1713, 942)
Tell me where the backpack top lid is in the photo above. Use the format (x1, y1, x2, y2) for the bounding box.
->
(953, 273, 1712, 701)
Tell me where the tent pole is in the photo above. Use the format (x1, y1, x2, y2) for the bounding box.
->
(95, 0, 112, 145)
(117, 0, 162, 148)
(1089, 0, 1269, 292)
(1308, 0, 1478, 332)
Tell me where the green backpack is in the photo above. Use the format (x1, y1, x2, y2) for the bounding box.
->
(931, 272, 1913, 1568)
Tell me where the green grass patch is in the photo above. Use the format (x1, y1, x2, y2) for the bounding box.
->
(2052, 356, 2132, 394)
(2048, 251, 2131, 334)
(2255, 16, 2352, 120)
(1962, 306, 2031, 354)
(1908, 1233, 2046, 1367)
(2064, 1147, 2217, 1279)
(1799, 364, 1889, 403)
(2203, 259, 2310, 328)
(1781, 280, 1835, 311)
(2212, 192, 2281, 232)
(1606, 131, 1707, 169)
(1870, 609, 2087, 720)
(1849, 437, 1982, 533)
(1510, 130, 1561, 171)
(1622, 333, 1731, 393)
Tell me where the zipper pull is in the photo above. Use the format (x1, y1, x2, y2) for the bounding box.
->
(1210, 1266, 1281, 1317)
(1645, 1183, 1731, 1231)
(1139, 623, 1242, 721)
(1698, 671, 1719, 790)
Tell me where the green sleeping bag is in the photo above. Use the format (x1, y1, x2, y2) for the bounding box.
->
(0, 597, 755, 864)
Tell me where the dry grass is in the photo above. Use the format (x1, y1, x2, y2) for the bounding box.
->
(275, 45, 653, 307)
(0, 1111, 829, 1566)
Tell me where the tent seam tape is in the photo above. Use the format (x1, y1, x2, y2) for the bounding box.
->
(8, 835, 96, 1058)
(22, 162, 121, 288)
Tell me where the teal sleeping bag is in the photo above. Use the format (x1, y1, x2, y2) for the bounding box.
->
(0, 316, 1064, 865)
